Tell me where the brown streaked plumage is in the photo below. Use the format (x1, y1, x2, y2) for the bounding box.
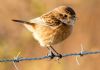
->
(12, 6, 76, 59)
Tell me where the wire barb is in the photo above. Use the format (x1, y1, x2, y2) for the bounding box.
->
(12, 52, 21, 70)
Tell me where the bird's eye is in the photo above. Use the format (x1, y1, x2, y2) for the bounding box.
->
(64, 15, 67, 17)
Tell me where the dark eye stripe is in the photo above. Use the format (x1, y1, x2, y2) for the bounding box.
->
(59, 14, 63, 16)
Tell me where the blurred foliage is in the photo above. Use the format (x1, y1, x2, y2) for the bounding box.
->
(0, 0, 100, 70)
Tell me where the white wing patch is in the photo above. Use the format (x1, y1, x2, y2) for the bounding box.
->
(29, 17, 45, 25)
(23, 17, 46, 32)
(29, 17, 50, 27)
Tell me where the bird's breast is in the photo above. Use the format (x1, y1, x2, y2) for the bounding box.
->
(32, 24, 73, 47)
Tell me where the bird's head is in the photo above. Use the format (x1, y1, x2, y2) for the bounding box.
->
(53, 6, 76, 26)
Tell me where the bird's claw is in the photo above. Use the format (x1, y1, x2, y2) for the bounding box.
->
(47, 51, 55, 59)
(56, 54, 62, 60)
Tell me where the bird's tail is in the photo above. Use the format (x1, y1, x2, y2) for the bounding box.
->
(12, 19, 33, 25)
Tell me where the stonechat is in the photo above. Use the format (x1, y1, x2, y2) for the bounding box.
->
(12, 6, 76, 59)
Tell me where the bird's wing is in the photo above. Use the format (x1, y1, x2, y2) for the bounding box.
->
(29, 17, 46, 26)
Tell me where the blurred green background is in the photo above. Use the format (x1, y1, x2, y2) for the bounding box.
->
(0, 0, 100, 70)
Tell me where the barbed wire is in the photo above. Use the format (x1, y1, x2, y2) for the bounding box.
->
(0, 50, 100, 62)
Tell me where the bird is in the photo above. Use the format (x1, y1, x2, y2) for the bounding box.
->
(12, 6, 76, 59)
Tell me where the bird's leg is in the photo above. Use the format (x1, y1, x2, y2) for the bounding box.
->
(47, 47, 55, 59)
(49, 46, 62, 59)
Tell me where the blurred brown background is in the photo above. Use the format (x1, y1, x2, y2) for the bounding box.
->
(0, 0, 100, 70)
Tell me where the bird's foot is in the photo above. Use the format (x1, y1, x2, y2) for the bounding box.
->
(47, 51, 55, 59)
(56, 53, 62, 60)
